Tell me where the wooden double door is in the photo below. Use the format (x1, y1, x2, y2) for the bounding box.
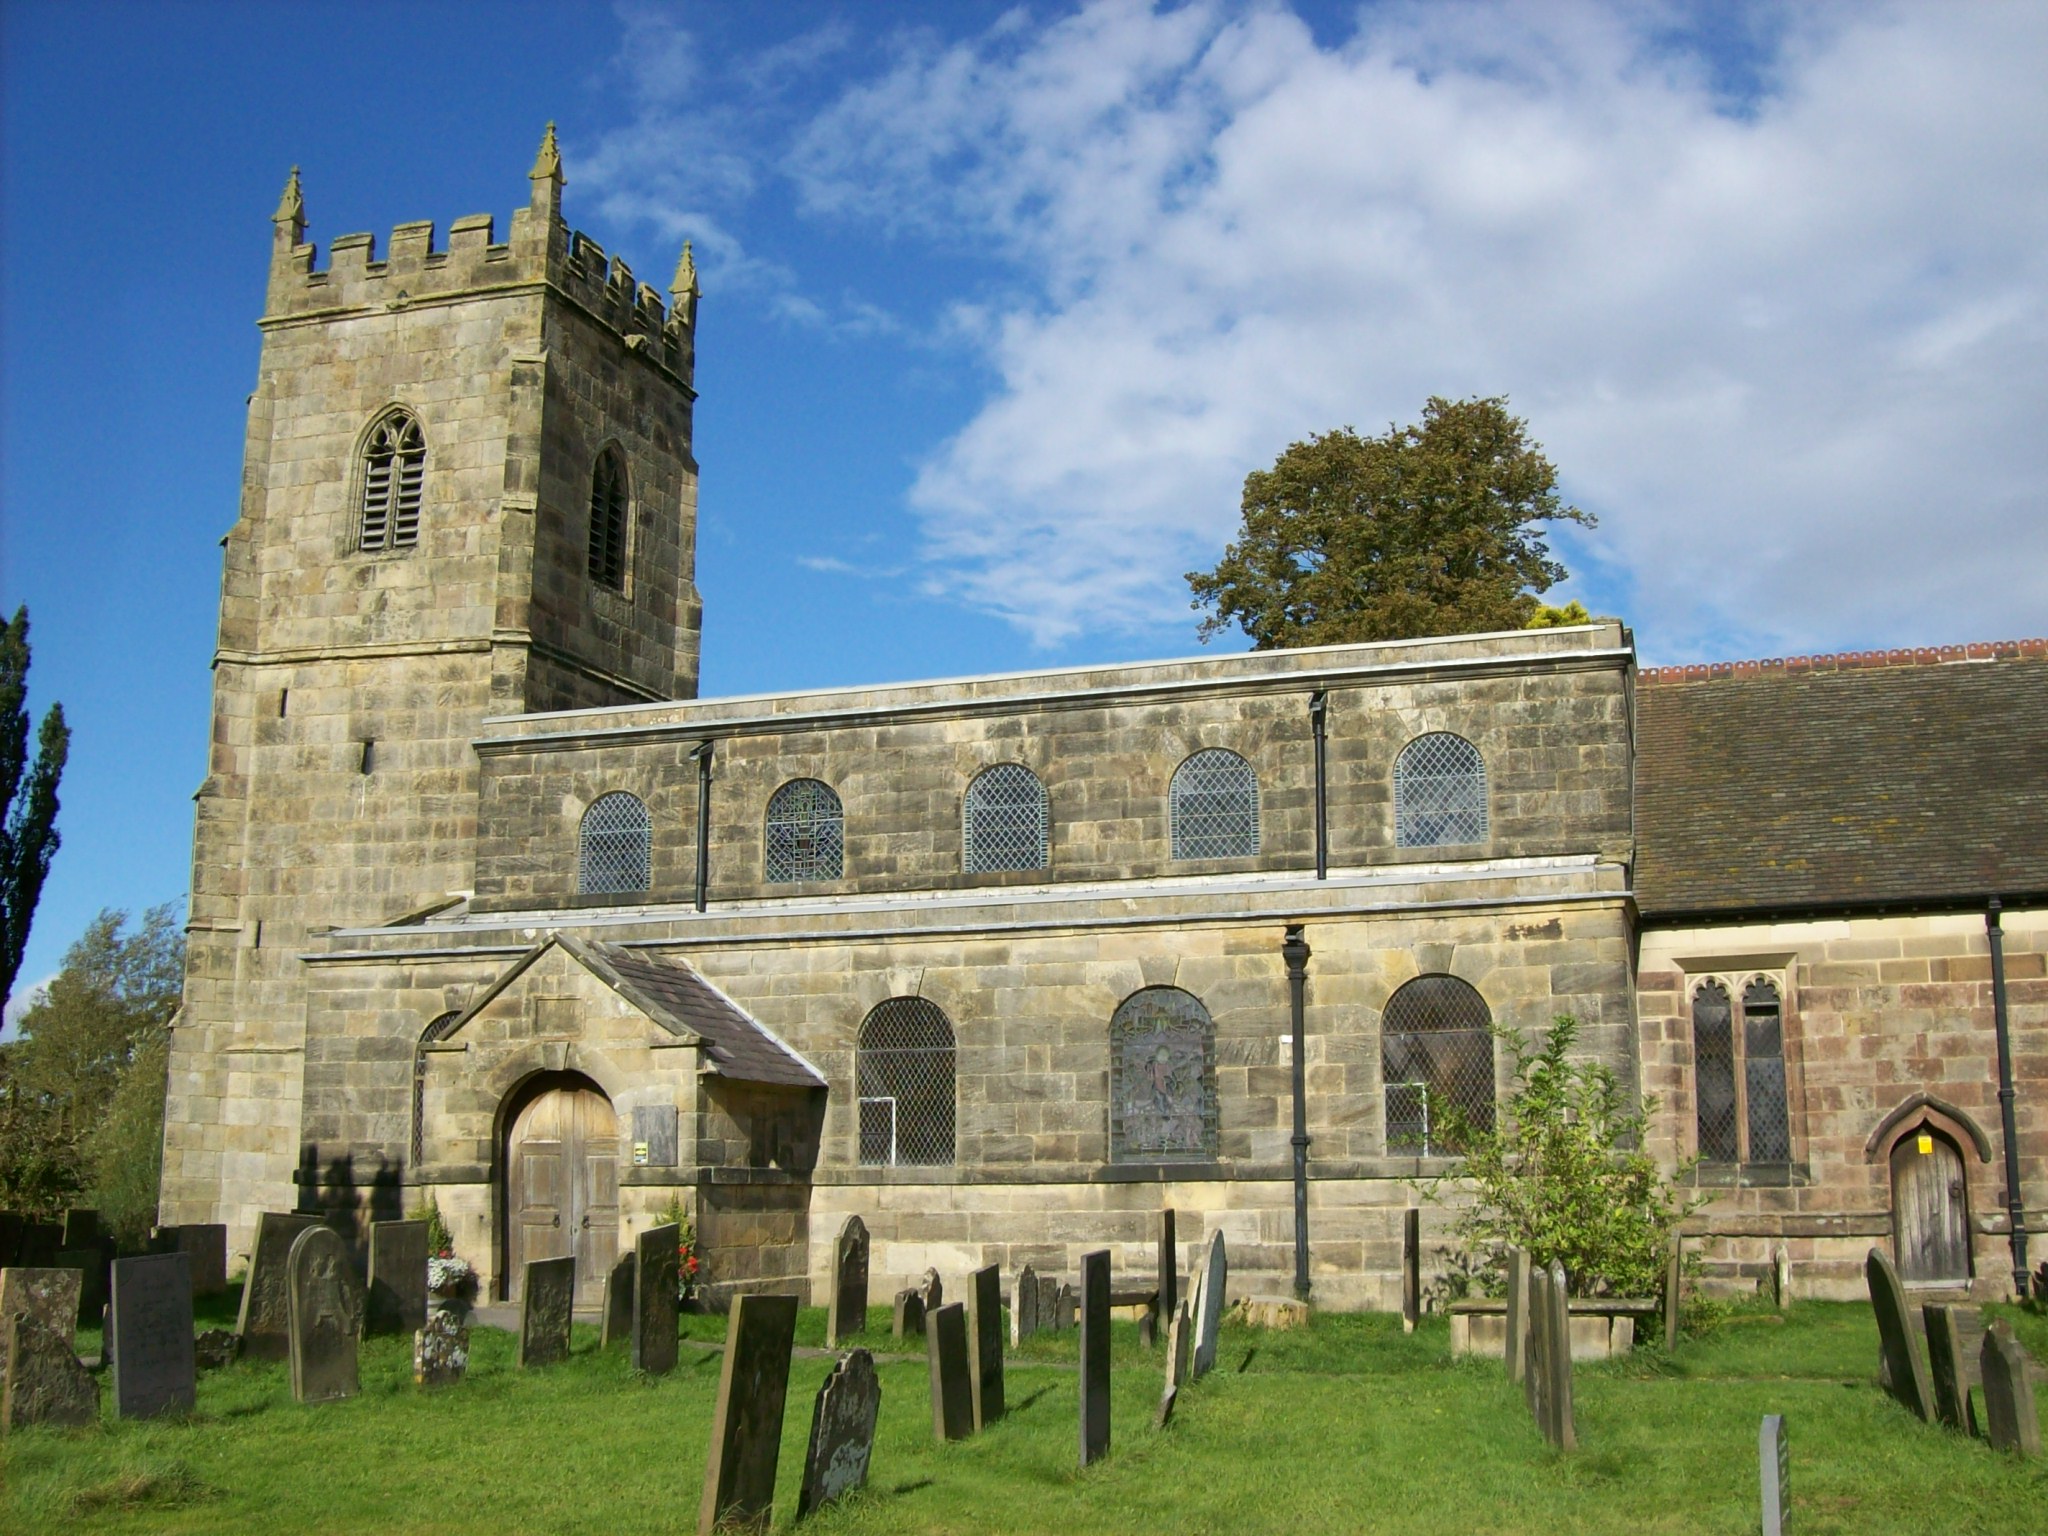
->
(1890, 1124, 1970, 1284)
(505, 1074, 619, 1305)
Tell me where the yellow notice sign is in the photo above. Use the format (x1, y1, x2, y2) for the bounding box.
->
(1916, 1133, 1934, 1155)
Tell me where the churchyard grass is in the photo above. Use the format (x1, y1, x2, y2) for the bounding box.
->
(5, 1296, 2044, 1534)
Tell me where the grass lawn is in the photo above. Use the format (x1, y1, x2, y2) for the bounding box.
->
(5, 1295, 2045, 1535)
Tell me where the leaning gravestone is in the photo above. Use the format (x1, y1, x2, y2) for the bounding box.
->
(518, 1256, 577, 1369)
(1012, 1262, 1040, 1346)
(920, 1267, 943, 1314)
(158, 1224, 229, 1298)
(633, 1223, 681, 1375)
(1505, 1246, 1531, 1384)
(414, 1307, 469, 1387)
(892, 1288, 926, 1341)
(1157, 1300, 1192, 1429)
(237, 1212, 320, 1359)
(926, 1301, 974, 1443)
(1526, 1261, 1576, 1452)
(1922, 1303, 1971, 1432)
(827, 1215, 869, 1346)
(109, 1253, 196, 1420)
(1662, 1237, 1683, 1352)
(1079, 1248, 1112, 1467)
(2, 1310, 97, 1431)
(1401, 1208, 1422, 1333)
(968, 1262, 1005, 1430)
(798, 1347, 881, 1518)
(366, 1219, 429, 1336)
(1864, 1247, 1934, 1422)
(699, 1293, 801, 1536)
(1191, 1230, 1227, 1379)
(601, 1251, 635, 1349)
(1979, 1321, 2042, 1457)
(287, 1225, 364, 1405)
(1760, 1414, 1788, 1536)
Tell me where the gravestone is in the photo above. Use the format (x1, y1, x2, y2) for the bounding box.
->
(1864, 1247, 1934, 1422)
(827, 1215, 869, 1347)
(236, 1212, 320, 1359)
(19, 1222, 62, 1268)
(0, 1213, 21, 1267)
(1157, 1299, 1191, 1429)
(1053, 1281, 1077, 1331)
(1922, 1303, 1970, 1432)
(1080, 1248, 1112, 1467)
(892, 1288, 925, 1341)
(518, 1255, 576, 1368)
(1504, 1246, 1531, 1384)
(1157, 1207, 1178, 1330)
(2, 1310, 96, 1431)
(109, 1253, 196, 1420)
(1012, 1262, 1040, 1346)
(698, 1293, 800, 1536)
(1979, 1321, 2042, 1457)
(967, 1262, 1005, 1430)
(1192, 1230, 1227, 1379)
(366, 1219, 429, 1336)
(601, 1250, 635, 1349)
(633, 1223, 681, 1375)
(920, 1267, 943, 1313)
(55, 1249, 107, 1330)
(194, 1329, 240, 1370)
(798, 1347, 881, 1518)
(286, 1225, 364, 1405)
(414, 1308, 469, 1386)
(1772, 1246, 1791, 1310)
(925, 1301, 974, 1442)
(0, 1268, 83, 1404)
(1662, 1237, 1683, 1352)
(62, 1209, 101, 1251)
(1401, 1208, 1421, 1333)
(1526, 1261, 1576, 1451)
(158, 1224, 229, 1298)
(1759, 1414, 1788, 1536)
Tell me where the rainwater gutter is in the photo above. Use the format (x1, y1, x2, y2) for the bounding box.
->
(1987, 899, 2029, 1298)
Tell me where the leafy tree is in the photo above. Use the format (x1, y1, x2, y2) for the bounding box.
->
(1525, 599, 1593, 629)
(2, 605, 69, 1003)
(1187, 397, 1596, 648)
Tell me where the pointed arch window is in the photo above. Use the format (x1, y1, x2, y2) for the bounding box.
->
(588, 446, 628, 591)
(857, 998, 956, 1166)
(1170, 749, 1260, 860)
(411, 1010, 461, 1168)
(1693, 975, 1791, 1164)
(1110, 987, 1218, 1162)
(1394, 732, 1488, 848)
(359, 410, 425, 552)
(765, 778, 844, 883)
(1382, 974, 1495, 1155)
(963, 763, 1050, 873)
(579, 792, 650, 895)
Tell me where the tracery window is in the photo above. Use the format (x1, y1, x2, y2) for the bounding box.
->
(579, 792, 651, 895)
(358, 409, 425, 552)
(1382, 974, 1496, 1155)
(1393, 732, 1488, 848)
(856, 998, 956, 1166)
(963, 763, 1049, 873)
(765, 778, 844, 883)
(588, 446, 628, 591)
(411, 1011, 461, 1168)
(1109, 987, 1218, 1162)
(1693, 975, 1791, 1164)
(1169, 749, 1260, 860)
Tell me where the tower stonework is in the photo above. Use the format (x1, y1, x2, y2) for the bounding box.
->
(160, 133, 703, 1245)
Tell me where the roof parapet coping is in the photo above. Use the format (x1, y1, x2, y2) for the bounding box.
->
(1640, 638, 2046, 685)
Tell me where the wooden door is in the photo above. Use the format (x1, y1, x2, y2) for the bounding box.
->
(1891, 1126, 1970, 1283)
(507, 1078, 620, 1305)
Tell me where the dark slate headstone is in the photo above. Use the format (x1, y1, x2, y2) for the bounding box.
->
(2, 1310, 97, 1431)
(518, 1255, 577, 1369)
(61, 1209, 101, 1251)
(413, 1309, 469, 1387)
(19, 1222, 61, 1268)
(968, 1262, 1005, 1430)
(1980, 1321, 2042, 1457)
(1760, 1414, 1788, 1536)
(1157, 1299, 1191, 1429)
(926, 1301, 974, 1443)
(1401, 1208, 1421, 1333)
(892, 1288, 925, 1341)
(1922, 1303, 1970, 1432)
(1079, 1248, 1112, 1467)
(158, 1224, 229, 1298)
(698, 1292, 800, 1536)
(1157, 1207, 1179, 1326)
(827, 1215, 869, 1347)
(54, 1249, 107, 1330)
(366, 1219, 429, 1337)
(1192, 1230, 1226, 1379)
(1662, 1237, 1683, 1352)
(920, 1267, 943, 1314)
(633, 1223, 681, 1375)
(109, 1253, 196, 1420)
(1504, 1246, 1531, 1384)
(1864, 1247, 1934, 1422)
(287, 1225, 364, 1405)
(0, 1213, 22, 1268)
(798, 1348, 881, 1518)
(601, 1250, 635, 1349)
(236, 1212, 321, 1360)
(1012, 1262, 1040, 1346)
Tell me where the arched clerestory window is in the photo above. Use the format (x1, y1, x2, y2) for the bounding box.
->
(1382, 974, 1496, 1155)
(1169, 749, 1260, 860)
(588, 446, 628, 591)
(765, 778, 844, 883)
(856, 998, 956, 1166)
(1109, 987, 1218, 1161)
(411, 1011, 461, 1169)
(579, 792, 650, 895)
(359, 409, 426, 552)
(1394, 732, 1488, 848)
(963, 763, 1050, 873)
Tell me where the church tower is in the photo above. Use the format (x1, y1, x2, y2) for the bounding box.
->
(161, 129, 703, 1240)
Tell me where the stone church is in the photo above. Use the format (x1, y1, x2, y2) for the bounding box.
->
(158, 133, 2047, 1313)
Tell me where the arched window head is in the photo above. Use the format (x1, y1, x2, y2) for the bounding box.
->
(857, 997, 956, 1166)
(579, 792, 650, 895)
(359, 410, 425, 552)
(963, 763, 1049, 873)
(765, 778, 844, 883)
(411, 1010, 461, 1168)
(1382, 974, 1495, 1155)
(1110, 987, 1218, 1162)
(1394, 732, 1488, 848)
(1170, 749, 1260, 860)
(588, 446, 628, 591)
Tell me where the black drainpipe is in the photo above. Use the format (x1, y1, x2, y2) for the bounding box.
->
(1309, 691, 1328, 880)
(690, 739, 715, 913)
(1284, 923, 1312, 1300)
(1988, 899, 2029, 1298)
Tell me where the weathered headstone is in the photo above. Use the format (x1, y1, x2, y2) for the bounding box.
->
(109, 1253, 196, 1420)
(633, 1222, 681, 1375)
(892, 1288, 925, 1340)
(157, 1224, 229, 1298)
(1527, 1261, 1576, 1451)
(1158, 1206, 1179, 1330)
(967, 1262, 1005, 1430)
(1759, 1414, 1788, 1536)
(194, 1329, 240, 1370)
(518, 1255, 576, 1368)
(827, 1215, 869, 1346)
(286, 1225, 364, 1405)
(1772, 1245, 1791, 1310)
(61, 1209, 102, 1251)
(798, 1347, 881, 1518)
(1922, 1303, 1970, 1432)
(1864, 1247, 1934, 1422)
(920, 1266, 943, 1313)
(1191, 1230, 1226, 1379)
(1012, 1262, 1040, 1346)
(1504, 1246, 1531, 1384)
(926, 1301, 974, 1442)
(1079, 1248, 1111, 1467)
(1979, 1320, 2042, 1457)
(365, 1219, 429, 1336)
(413, 1308, 469, 1387)
(2, 1310, 96, 1431)
(698, 1293, 800, 1536)
(54, 1249, 107, 1330)
(0, 1268, 83, 1405)
(1662, 1237, 1682, 1352)
(1054, 1281, 1077, 1331)
(1157, 1299, 1191, 1428)
(1401, 1208, 1421, 1333)
(236, 1212, 320, 1359)
(601, 1250, 635, 1349)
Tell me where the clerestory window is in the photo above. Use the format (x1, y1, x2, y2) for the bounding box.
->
(359, 410, 426, 552)
(1169, 749, 1260, 860)
(765, 778, 844, 883)
(579, 792, 651, 895)
(963, 763, 1050, 874)
(1394, 732, 1488, 848)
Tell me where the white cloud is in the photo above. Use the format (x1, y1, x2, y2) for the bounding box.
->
(2, 973, 53, 1042)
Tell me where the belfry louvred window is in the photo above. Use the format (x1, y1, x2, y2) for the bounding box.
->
(588, 447, 628, 590)
(359, 411, 425, 552)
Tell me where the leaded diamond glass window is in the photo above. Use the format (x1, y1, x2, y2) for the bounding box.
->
(1744, 978, 1790, 1162)
(1170, 749, 1260, 860)
(1693, 979, 1739, 1162)
(579, 791, 650, 895)
(588, 446, 628, 590)
(411, 1010, 460, 1168)
(1693, 974, 1792, 1166)
(963, 763, 1049, 873)
(857, 998, 955, 1166)
(1109, 987, 1218, 1161)
(359, 410, 425, 552)
(1394, 732, 1488, 848)
(1382, 974, 1495, 1154)
(765, 778, 844, 883)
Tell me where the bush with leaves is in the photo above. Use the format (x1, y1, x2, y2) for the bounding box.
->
(653, 1192, 702, 1304)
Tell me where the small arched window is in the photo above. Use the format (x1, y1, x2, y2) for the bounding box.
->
(359, 410, 426, 552)
(411, 1010, 461, 1168)
(856, 998, 956, 1166)
(765, 778, 844, 883)
(1382, 974, 1495, 1154)
(1170, 749, 1260, 860)
(579, 792, 650, 895)
(1109, 987, 1218, 1162)
(588, 446, 628, 591)
(1394, 732, 1488, 848)
(963, 763, 1049, 873)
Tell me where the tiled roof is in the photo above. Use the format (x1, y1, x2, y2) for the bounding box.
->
(1634, 643, 2048, 918)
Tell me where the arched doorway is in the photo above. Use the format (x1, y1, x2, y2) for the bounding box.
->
(502, 1072, 619, 1305)
(1890, 1120, 1970, 1284)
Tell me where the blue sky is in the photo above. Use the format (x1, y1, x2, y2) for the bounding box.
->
(3, 0, 2044, 1020)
